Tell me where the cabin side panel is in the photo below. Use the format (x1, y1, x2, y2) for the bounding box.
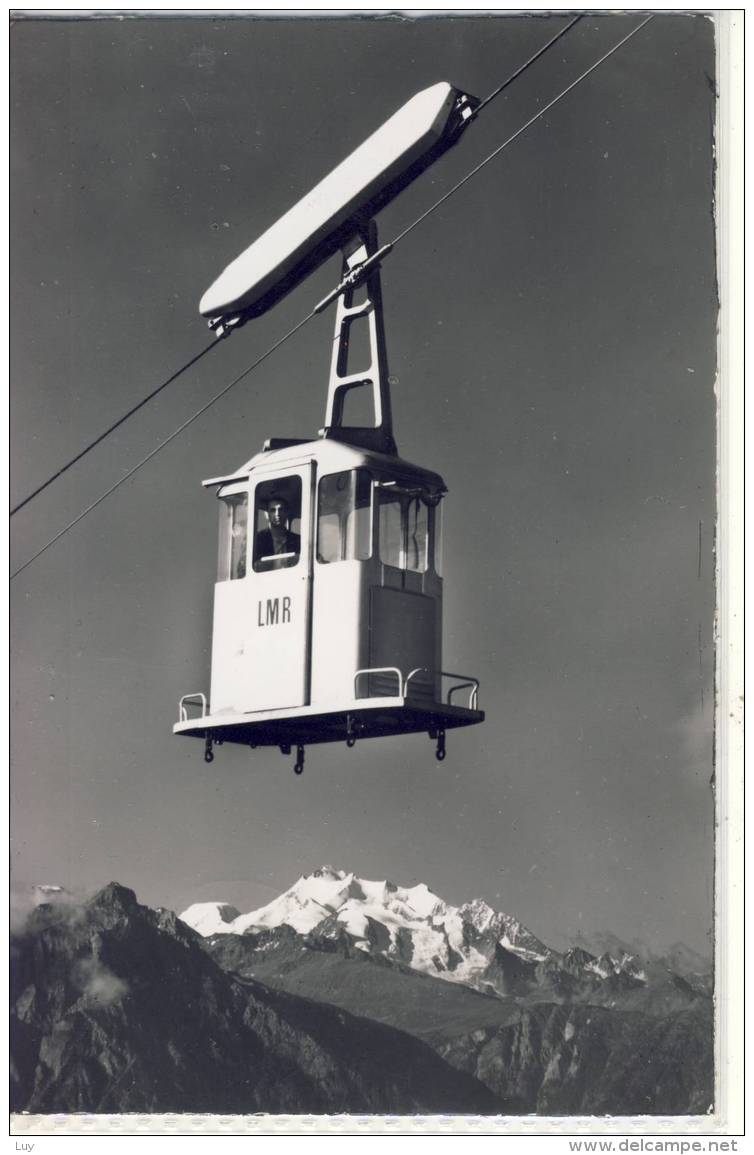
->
(368, 587, 440, 705)
(310, 561, 370, 708)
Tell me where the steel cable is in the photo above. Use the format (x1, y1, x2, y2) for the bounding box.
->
(390, 14, 654, 249)
(10, 338, 220, 517)
(10, 312, 316, 580)
(11, 15, 653, 579)
(473, 13, 583, 118)
(8, 15, 585, 526)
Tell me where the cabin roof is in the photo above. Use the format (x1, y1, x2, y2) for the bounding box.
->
(202, 436, 446, 492)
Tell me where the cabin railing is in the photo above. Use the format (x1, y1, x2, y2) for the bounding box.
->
(404, 666, 429, 694)
(353, 666, 480, 709)
(353, 666, 403, 698)
(442, 672, 480, 710)
(178, 693, 208, 722)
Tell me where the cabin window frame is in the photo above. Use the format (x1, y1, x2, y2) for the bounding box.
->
(432, 497, 444, 578)
(375, 481, 437, 575)
(216, 481, 250, 583)
(316, 468, 374, 565)
(251, 475, 304, 573)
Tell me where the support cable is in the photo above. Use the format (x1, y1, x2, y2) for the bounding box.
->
(390, 14, 653, 249)
(10, 14, 653, 580)
(7, 14, 582, 523)
(10, 312, 315, 580)
(10, 338, 220, 517)
(472, 14, 583, 118)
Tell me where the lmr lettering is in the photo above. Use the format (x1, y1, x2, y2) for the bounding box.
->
(257, 597, 292, 627)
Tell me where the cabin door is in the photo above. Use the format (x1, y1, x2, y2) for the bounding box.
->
(210, 463, 313, 715)
(245, 464, 313, 712)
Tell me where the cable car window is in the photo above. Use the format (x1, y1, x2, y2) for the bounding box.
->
(253, 477, 302, 572)
(317, 470, 372, 564)
(217, 490, 249, 581)
(433, 499, 444, 577)
(407, 497, 429, 572)
(378, 491, 404, 569)
(378, 488, 429, 573)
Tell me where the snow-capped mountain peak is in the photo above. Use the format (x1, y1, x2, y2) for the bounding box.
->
(180, 867, 560, 992)
(178, 867, 655, 999)
(179, 901, 241, 938)
(458, 899, 550, 962)
(458, 897, 498, 933)
(231, 870, 353, 935)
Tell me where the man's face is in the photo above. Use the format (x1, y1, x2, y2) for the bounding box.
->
(267, 499, 288, 529)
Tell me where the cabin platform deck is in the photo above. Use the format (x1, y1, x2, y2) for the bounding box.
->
(174, 695, 484, 751)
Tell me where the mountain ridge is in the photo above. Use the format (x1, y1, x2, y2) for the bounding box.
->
(181, 865, 703, 1001)
(10, 880, 503, 1114)
(11, 873, 713, 1116)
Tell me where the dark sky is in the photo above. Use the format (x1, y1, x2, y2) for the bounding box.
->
(10, 13, 717, 957)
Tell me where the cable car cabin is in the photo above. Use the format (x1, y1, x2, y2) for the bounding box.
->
(174, 437, 483, 769)
(176, 82, 485, 771)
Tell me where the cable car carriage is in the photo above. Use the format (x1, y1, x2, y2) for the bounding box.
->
(174, 82, 484, 772)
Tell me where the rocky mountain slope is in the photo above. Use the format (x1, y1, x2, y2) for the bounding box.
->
(434, 1001, 713, 1115)
(10, 882, 503, 1115)
(11, 870, 712, 1116)
(181, 866, 693, 1005)
(182, 866, 714, 1115)
(201, 922, 713, 1114)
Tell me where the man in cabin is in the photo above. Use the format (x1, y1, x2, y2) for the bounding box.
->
(256, 495, 301, 569)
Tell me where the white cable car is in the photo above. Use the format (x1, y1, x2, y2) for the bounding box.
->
(175, 83, 484, 772)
